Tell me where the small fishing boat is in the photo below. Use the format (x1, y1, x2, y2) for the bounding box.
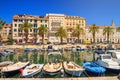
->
(4, 49, 14, 53)
(63, 61, 84, 77)
(32, 48, 39, 52)
(43, 62, 62, 75)
(0, 61, 13, 68)
(94, 48, 105, 54)
(24, 48, 33, 52)
(2, 61, 29, 77)
(64, 44, 73, 51)
(82, 62, 106, 76)
(41, 48, 47, 52)
(53, 47, 59, 52)
(43, 52, 62, 75)
(21, 64, 44, 78)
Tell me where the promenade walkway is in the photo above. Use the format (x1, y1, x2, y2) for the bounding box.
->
(0, 77, 118, 80)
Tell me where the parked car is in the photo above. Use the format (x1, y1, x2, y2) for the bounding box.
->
(47, 42, 52, 44)
(53, 42, 60, 45)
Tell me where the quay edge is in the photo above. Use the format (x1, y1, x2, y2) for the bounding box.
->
(0, 76, 118, 80)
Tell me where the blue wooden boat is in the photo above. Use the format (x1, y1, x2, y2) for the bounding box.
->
(83, 62, 106, 76)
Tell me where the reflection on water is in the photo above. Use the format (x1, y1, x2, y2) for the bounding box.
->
(0, 49, 118, 78)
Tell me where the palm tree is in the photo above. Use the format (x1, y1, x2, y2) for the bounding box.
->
(103, 26, 114, 43)
(20, 22, 32, 43)
(89, 24, 99, 43)
(37, 24, 48, 44)
(72, 24, 84, 43)
(0, 19, 5, 42)
(55, 27, 67, 44)
(116, 27, 120, 43)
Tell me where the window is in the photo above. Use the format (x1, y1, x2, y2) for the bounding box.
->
(103, 55, 111, 59)
(30, 29, 32, 32)
(45, 24, 47, 27)
(24, 19, 28, 22)
(14, 29, 17, 32)
(34, 19, 37, 22)
(34, 24, 37, 28)
(19, 24, 22, 27)
(14, 19, 17, 22)
(19, 19, 23, 22)
(15, 24, 17, 27)
(45, 20, 47, 23)
(18, 29, 20, 32)
(40, 20, 42, 23)
(30, 19, 32, 22)
(111, 53, 117, 59)
(34, 29, 37, 32)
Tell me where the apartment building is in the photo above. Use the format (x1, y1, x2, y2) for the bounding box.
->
(1, 24, 12, 42)
(65, 16, 86, 43)
(12, 14, 48, 43)
(12, 13, 86, 43)
(46, 14, 66, 42)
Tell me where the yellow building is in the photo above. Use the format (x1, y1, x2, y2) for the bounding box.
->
(65, 16, 86, 43)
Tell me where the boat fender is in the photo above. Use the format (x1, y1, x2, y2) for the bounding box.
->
(19, 69, 23, 73)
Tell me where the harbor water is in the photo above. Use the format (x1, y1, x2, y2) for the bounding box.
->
(0, 48, 118, 78)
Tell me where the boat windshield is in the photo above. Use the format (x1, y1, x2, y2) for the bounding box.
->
(103, 55, 111, 59)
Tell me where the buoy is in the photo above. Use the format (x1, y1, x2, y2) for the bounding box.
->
(19, 69, 23, 72)
(61, 69, 64, 73)
(61, 69, 64, 78)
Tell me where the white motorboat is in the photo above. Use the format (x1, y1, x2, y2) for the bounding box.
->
(63, 61, 84, 77)
(95, 54, 120, 73)
(107, 50, 120, 64)
(22, 64, 44, 78)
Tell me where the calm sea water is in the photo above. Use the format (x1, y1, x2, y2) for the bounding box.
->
(0, 49, 118, 78)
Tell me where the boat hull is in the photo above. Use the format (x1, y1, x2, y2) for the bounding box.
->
(63, 61, 84, 77)
(3, 69, 20, 77)
(2, 62, 29, 77)
(64, 68, 83, 77)
(43, 69, 61, 75)
(105, 67, 120, 74)
(23, 69, 41, 78)
(85, 70, 105, 76)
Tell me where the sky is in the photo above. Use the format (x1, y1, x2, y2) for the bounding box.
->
(0, 0, 120, 26)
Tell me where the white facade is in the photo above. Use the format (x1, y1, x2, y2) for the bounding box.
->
(85, 25, 120, 43)
(47, 13, 66, 42)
